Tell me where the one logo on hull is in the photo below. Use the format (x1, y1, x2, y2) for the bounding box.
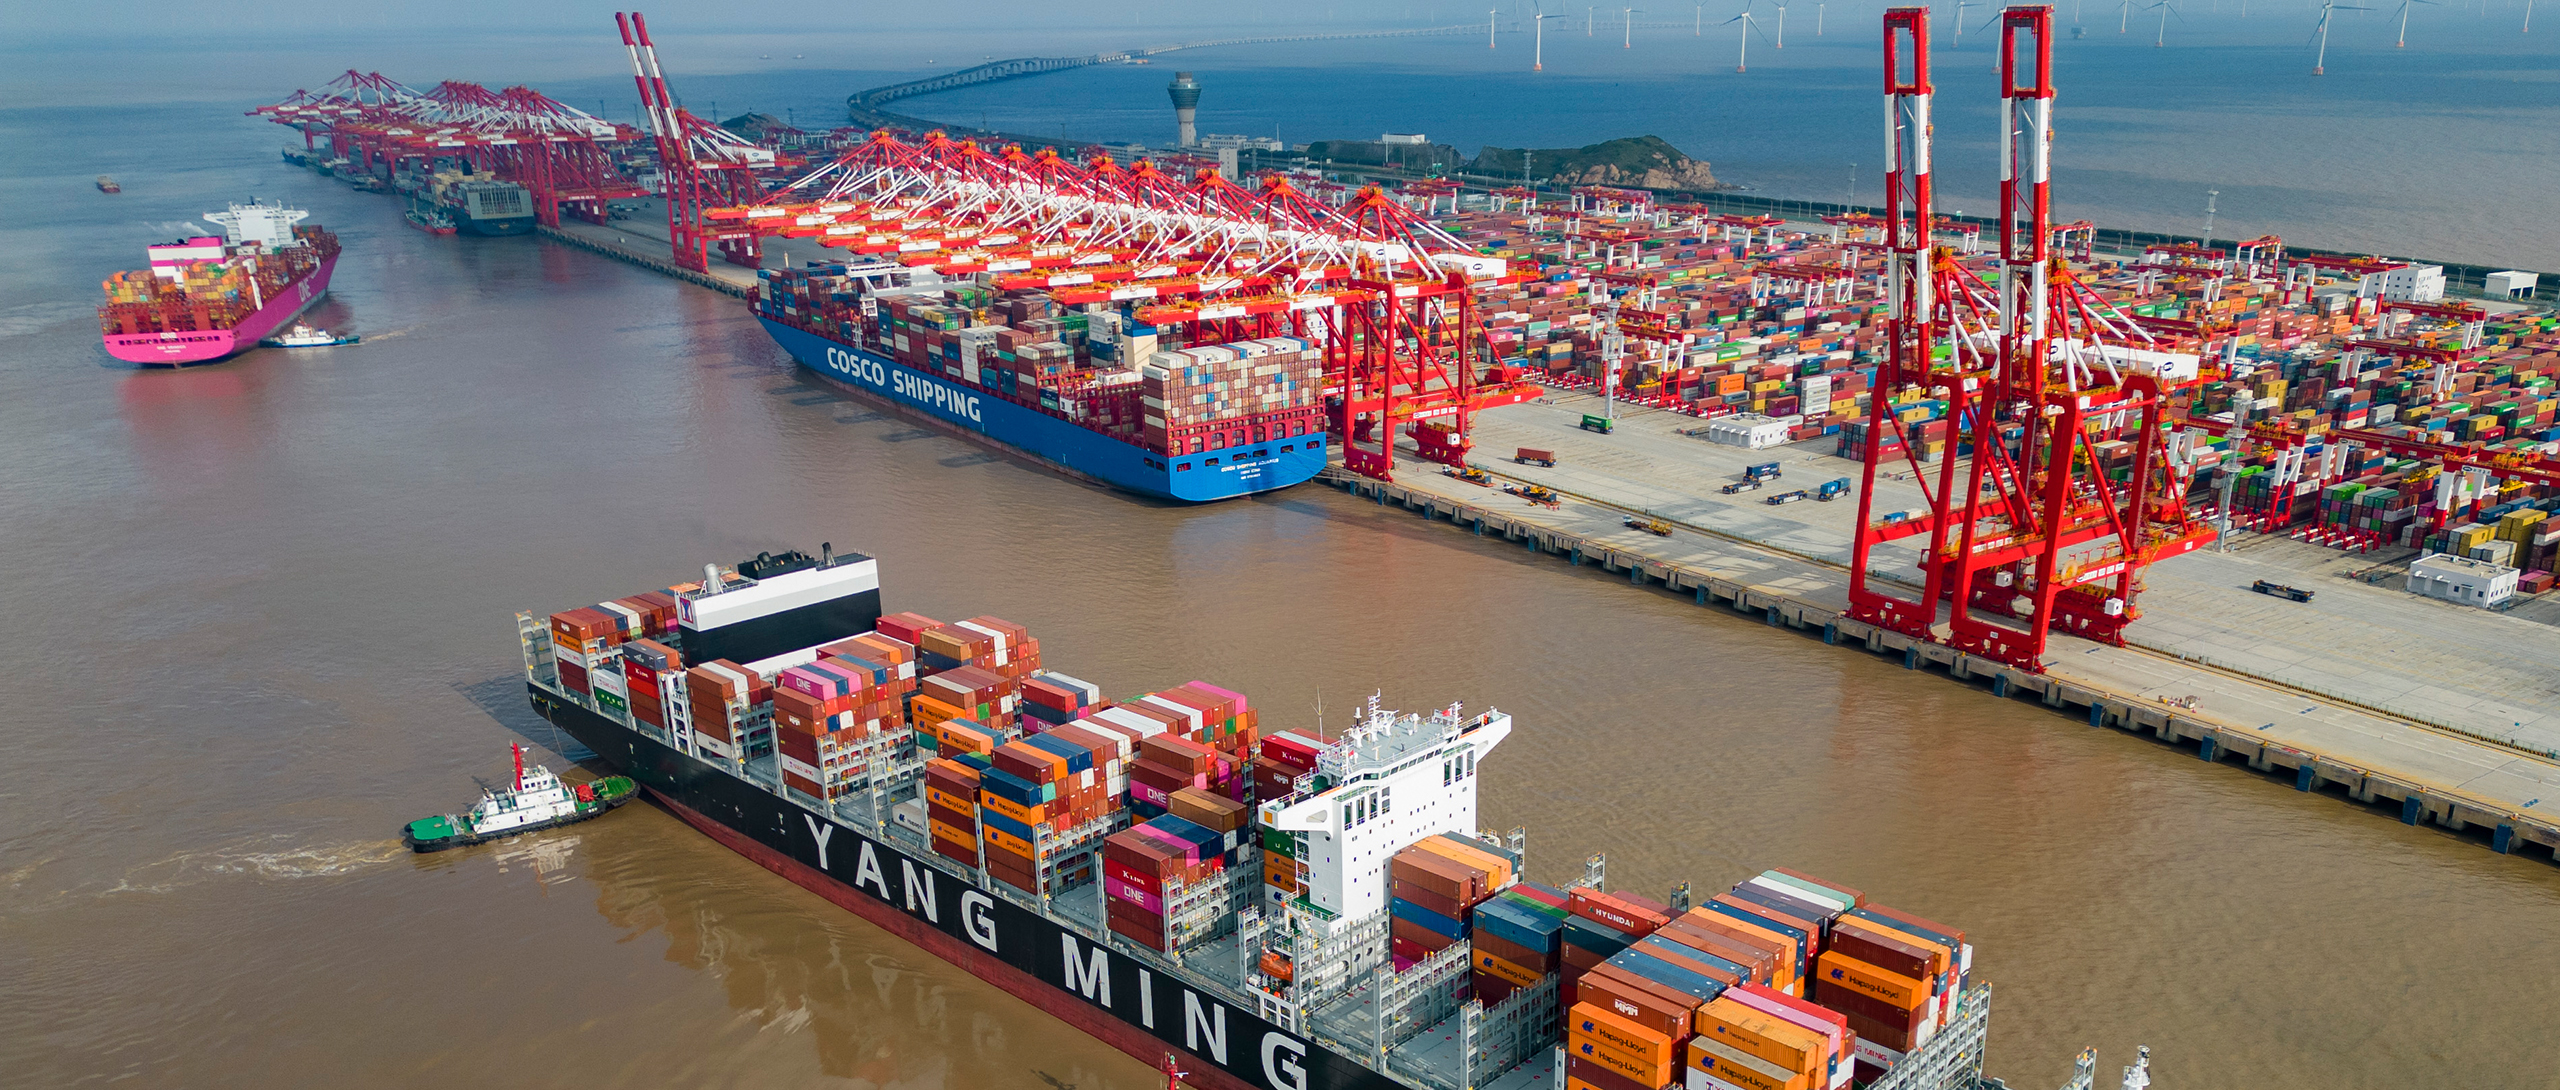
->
(822, 344, 983, 424)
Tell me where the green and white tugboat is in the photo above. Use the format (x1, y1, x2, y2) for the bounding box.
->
(404, 743, 637, 852)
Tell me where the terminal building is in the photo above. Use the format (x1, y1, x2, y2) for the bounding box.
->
(2406, 551, 2518, 609)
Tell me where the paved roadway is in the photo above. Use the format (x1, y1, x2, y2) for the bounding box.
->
(1463, 392, 2560, 755)
(1377, 439, 2560, 834)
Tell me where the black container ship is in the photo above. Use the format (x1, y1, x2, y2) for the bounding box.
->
(519, 545, 2007, 1090)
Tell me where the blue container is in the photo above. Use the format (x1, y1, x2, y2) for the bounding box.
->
(1022, 731, 1094, 773)
(1391, 897, 1467, 940)
(1472, 900, 1559, 953)
(978, 806, 1035, 843)
(1562, 916, 1636, 958)
(1702, 900, 1811, 977)
(978, 766, 1043, 808)
(1603, 947, 1726, 1005)
(1640, 934, 1747, 982)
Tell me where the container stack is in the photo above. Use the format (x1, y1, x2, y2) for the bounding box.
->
(1253, 730, 1324, 801)
(547, 607, 626, 697)
(924, 757, 984, 866)
(1387, 835, 1516, 966)
(1101, 813, 1253, 952)
(977, 723, 1135, 893)
(1249, 730, 1325, 907)
(771, 635, 919, 801)
(1139, 338, 1329, 457)
(682, 660, 767, 764)
(1089, 683, 1259, 815)
(1471, 885, 1567, 1005)
(1690, 990, 1850, 1090)
(1017, 671, 1103, 732)
(1693, 870, 1970, 1087)
(617, 638, 686, 736)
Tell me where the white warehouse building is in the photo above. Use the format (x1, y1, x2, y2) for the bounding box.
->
(2406, 551, 2518, 609)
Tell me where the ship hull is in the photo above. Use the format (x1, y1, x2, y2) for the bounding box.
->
(456, 215, 534, 237)
(103, 253, 339, 366)
(533, 685, 1396, 1090)
(758, 318, 1329, 503)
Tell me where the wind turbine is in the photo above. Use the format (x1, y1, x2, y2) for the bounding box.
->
(1774, 1, 1788, 45)
(2311, 0, 2372, 73)
(1723, 1, 1777, 70)
(1696, 0, 1706, 33)
(2524, 0, 2533, 32)
(1533, 3, 1561, 69)
(2389, 0, 2437, 45)
(1491, 7, 1501, 47)
(2148, 0, 2183, 44)
(2119, 0, 2135, 32)
(1816, 1, 1825, 34)
(1624, 5, 1644, 45)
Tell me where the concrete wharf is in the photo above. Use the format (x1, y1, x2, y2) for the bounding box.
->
(1333, 395, 2560, 863)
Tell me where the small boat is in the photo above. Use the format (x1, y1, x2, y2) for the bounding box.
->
(259, 323, 360, 348)
(96, 175, 121, 193)
(405, 743, 638, 852)
(405, 205, 458, 235)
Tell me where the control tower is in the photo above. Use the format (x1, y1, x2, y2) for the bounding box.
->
(1166, 71, 1200, 147)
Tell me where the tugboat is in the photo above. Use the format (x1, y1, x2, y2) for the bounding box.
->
(259, 323, 360, 348)
(404, 201, 458, 235)
(404, 743, 637, 852)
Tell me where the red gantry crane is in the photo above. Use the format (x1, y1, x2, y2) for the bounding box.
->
(618, 11, 796, 272)
(1846, 5, 2213, 672)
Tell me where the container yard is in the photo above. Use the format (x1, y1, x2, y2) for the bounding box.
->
(518, 543, 2039, 1090)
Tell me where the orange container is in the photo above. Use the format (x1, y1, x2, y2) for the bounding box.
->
(1472, 947, 1542, 989)
(1693, 998, 1826, 1075)
(1685, 1034, 1809, 1090)
(1816, 949, 1925, 1010)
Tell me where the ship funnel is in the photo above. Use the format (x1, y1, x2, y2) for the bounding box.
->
(821, 541, 833, 566)
(703, 563, 721, 589)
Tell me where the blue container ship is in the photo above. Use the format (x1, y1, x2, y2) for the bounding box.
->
(755, 267, 1331, 503)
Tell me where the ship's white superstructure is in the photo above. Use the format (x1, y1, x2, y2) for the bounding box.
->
(1259, 696, 1510, 919)
(468, 755, 582, 833)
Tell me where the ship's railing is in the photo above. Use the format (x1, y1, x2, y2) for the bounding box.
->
(1868, 984, 1993, 1090)
(1456, 975, 1560, 1087)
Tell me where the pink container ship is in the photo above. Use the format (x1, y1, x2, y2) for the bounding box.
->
(98, 200, 341, 366)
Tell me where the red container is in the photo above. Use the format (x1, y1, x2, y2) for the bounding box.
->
(875, 611, 943, 647)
